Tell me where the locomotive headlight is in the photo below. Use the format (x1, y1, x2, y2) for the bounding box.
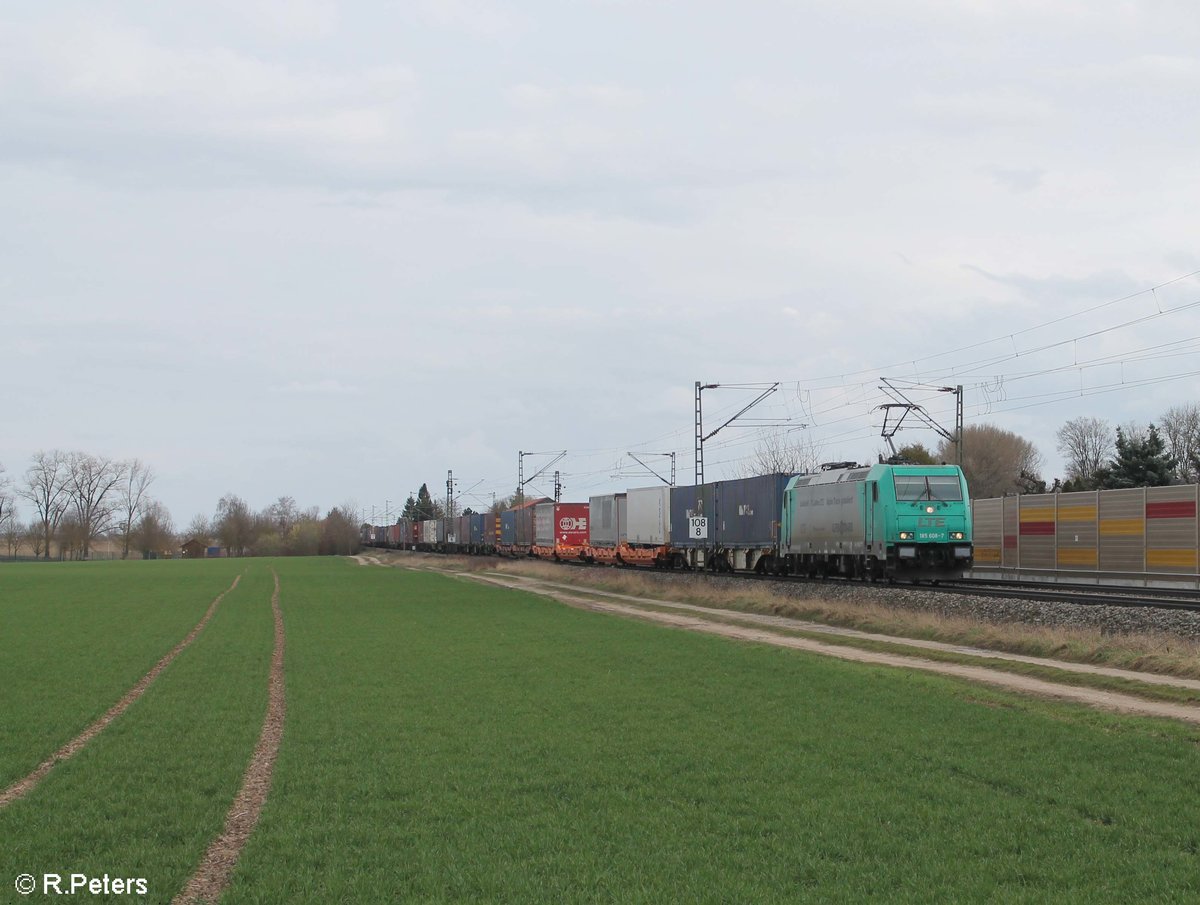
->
(951, 531, 964, 540)
(925, 506, 935, 514)
(898, 531, 912, 540)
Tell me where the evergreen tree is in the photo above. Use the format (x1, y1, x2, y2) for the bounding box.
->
(1102, 424, 1175, 489)
(895, 442, 937, 465)
(404, 483, 445, 520)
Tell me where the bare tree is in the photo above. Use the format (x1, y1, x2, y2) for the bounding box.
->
(740, 431, 823, 477)
(185, 513, 211, 545)
(1159, 404, 1200, 483)
(266, 496, 300, 538)
(64, 452, 128, 559)
(0, 462, 14, 550)
(4, 518, 22, 558)
(320, 503, 361, 556)
(938, 423, 1043, 499)
(19, 450, 69, 560)
(134, 500, 175, 559)
(1055, 416, 1115, 486)
(117, 459, 156, 559)
(58, 512, 87, 561)
(215, 494, 255, 557)
(25, 521, 45, 558)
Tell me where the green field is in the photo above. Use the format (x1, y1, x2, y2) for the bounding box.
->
(2, 558, 1200, 903)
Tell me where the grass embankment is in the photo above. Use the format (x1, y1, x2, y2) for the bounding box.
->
(442, 555, 1200, 681)
(228, 560, 1200, 903)
(0, 559, 245, 788)
(0, 564, 275, 904)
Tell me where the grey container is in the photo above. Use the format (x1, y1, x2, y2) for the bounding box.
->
(500, 511, 516, 545)
(437, 518, 450, 544)
(626, 486, 671, 545)
(713, 474, 790, 547)
(514, 506, 535, 545)
(535, 501, 556, 545)
(670, 483, 716, 549)
(589, 493, 627, 546)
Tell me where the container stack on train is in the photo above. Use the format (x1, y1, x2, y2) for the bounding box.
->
(621, 486, 673, 566)
(585, 493, 626, 564)
(532, 501, 590, 560)
(670, 474, 789, 572)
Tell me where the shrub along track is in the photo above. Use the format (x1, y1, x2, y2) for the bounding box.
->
(173, 569, 287, 905)
(456, 569, 1200, 726)
(0, 573, 243, 809)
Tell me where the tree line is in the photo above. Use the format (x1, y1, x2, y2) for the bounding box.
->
(186, 494, 361, 558)
(0, 450, 360, 560)
(0, 451, 161, 560)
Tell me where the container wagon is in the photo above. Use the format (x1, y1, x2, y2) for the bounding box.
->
(670, 474, 790, 572)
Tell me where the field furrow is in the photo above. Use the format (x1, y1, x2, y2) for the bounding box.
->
(174, 570, 287, 904)
(0, 567, 275, 904)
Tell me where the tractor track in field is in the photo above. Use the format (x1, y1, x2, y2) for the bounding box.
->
(463, 570, 1200, 727)
(0, 574, 244, 809)
(173, 569, 287, 905)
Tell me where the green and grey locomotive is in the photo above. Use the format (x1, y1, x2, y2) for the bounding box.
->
(781, 463, 972, 580)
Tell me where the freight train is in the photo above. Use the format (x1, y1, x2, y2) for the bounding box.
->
(364, 463, 973, 581)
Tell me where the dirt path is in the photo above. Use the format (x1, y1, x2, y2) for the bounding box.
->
(467, 571, 1200, 726)
(0, 574, 243, 809)
(488, 573, 1200, 693)
(173, 569, 287, 905)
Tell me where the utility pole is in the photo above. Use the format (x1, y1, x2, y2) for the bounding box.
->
(553, 471, 562, 502)
(446, 470, 454, 519)
(694, 381, 786, 485)
(518, 450, 566, 500)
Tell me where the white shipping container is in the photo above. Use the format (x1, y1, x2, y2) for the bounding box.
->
(421, 520, 438, 544)
(625, 486, 671, 545)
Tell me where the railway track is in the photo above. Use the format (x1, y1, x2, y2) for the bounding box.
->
(937, 578, 1200, 612)
(555, 557, 1200, 612)
(379, 546, 1200, 613)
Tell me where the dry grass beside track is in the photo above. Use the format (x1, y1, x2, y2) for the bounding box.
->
(382, 551, 1200, 681)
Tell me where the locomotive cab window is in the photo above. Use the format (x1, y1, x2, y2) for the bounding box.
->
(894, 474, 963, 502)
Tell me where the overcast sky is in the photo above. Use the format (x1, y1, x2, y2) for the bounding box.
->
(4, 0, 1199, 526)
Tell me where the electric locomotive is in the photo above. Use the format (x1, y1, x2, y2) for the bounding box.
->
(781, 463, 972, 580)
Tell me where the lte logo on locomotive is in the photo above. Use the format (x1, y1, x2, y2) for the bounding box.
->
(559, 516, 587, 531)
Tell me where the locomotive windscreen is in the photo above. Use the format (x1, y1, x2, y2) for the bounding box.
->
(893, 474, 963, 502)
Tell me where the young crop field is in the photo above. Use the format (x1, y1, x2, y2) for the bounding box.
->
(2, 557, 1200, 903)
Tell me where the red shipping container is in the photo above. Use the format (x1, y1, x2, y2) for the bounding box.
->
(552, 503, 590, 548)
